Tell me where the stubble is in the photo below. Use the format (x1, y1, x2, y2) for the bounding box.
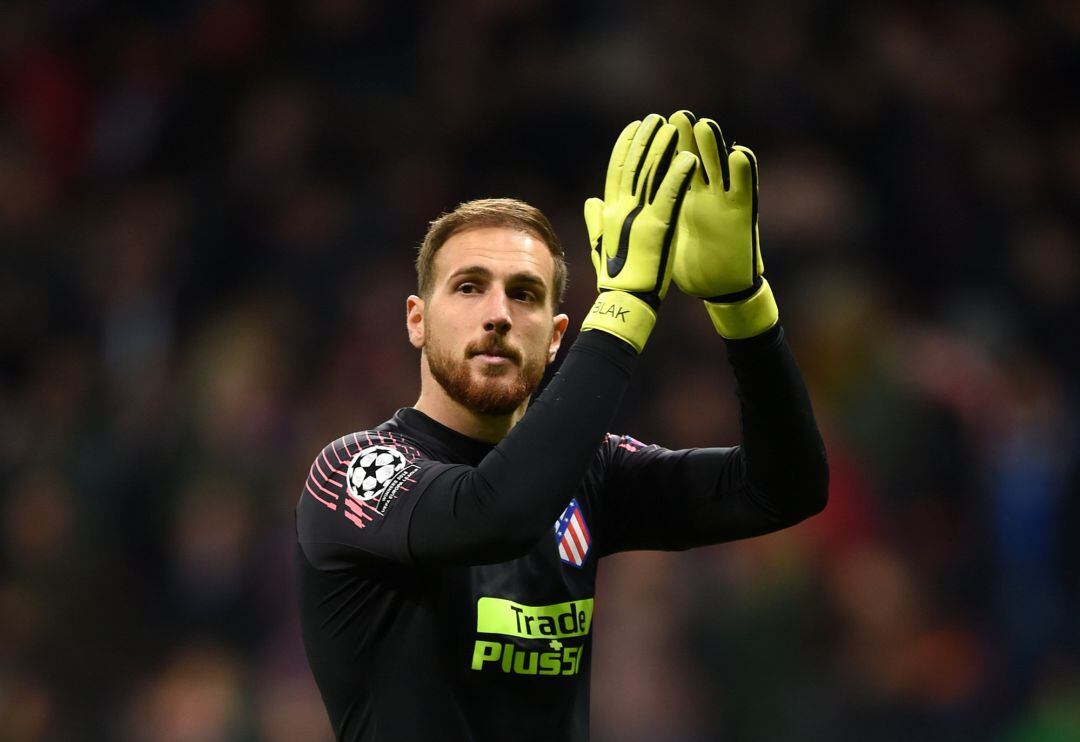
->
(426, 336, 547, 416)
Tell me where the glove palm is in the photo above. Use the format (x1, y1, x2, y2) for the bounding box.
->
(670, 111, 778, 339)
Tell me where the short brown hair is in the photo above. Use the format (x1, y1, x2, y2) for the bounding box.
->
(416, 198, 568, 307)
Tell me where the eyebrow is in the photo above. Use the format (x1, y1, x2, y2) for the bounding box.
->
(447, 265, 549, 292)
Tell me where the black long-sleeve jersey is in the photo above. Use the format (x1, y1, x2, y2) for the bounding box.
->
(295, 327, 828, 741)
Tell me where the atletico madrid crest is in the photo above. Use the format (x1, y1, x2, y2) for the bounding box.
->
(554, 499, 591, 568)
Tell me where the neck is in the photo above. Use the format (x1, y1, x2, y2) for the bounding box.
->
(414, 366, 527, 444)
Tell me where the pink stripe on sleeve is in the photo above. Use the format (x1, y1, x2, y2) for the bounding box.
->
(343, 510, 366, 529)
(305, 481, 338, 511)
(344, 498, 373, 521)
(320, 450, 344, 477)
(308, 463, 341, 500)
(313, 456, 332, 482)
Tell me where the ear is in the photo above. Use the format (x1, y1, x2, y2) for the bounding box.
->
(548, 313, 570, 364)
(406, 295, 426, 349)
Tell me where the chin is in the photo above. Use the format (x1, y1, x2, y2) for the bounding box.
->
(470, 377, 531, 416)
(474, 375, 519, 397)
(475, 364, 513, 379)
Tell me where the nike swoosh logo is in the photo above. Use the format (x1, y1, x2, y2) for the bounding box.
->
(609, 123, 662, 278)
(605, 202, 644, 277)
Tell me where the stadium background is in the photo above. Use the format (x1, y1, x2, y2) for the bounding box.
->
(2, 1, 1078, 739)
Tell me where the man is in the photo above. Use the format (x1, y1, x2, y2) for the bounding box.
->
(295, 111, 828, 741)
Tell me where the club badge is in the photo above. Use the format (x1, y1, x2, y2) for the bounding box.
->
(554, 499, 591, 568)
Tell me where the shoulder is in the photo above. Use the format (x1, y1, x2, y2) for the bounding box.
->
(321, 430, 429, 468)
(297, 429, 435, 566)
(302, 430, 429, 516)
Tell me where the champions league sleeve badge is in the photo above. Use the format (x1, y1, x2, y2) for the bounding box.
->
(554, 499, 592, 568)
(346, 445, 418, 515)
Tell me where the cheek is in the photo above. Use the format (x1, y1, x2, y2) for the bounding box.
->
(522, 319, 556, 356)
(426, 312, 468, 350)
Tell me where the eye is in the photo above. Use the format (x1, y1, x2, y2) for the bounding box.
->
(512, 289, 538, 303)
(457, 282, 479, 295)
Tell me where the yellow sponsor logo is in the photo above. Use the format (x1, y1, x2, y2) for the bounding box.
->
(472, 597, 594, 676)
(471, 639, 584, 676)
(476, 597, 593, 639)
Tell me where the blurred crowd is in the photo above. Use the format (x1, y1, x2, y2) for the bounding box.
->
(1, 0, 1078, 740)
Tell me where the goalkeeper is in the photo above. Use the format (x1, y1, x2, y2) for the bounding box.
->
(295, 111, 828, 741)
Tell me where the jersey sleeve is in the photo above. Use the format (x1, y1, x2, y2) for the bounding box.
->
(592, 326, 829, 555)
(591, 434, 782, 554)
(295, 431, 459, 569)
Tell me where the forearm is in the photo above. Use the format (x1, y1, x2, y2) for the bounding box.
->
(724, 324, 828, 522)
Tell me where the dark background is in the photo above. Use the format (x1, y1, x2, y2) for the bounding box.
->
(2, 1, 1078, 740)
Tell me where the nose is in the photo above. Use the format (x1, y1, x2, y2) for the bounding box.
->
(482, 292, 512, 335)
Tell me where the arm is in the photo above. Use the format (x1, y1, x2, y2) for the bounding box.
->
(595, 111, 829, 553)
(596, 324, 828, 554)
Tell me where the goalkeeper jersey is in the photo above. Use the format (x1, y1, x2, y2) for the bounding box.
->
(295, 327, 828, 741)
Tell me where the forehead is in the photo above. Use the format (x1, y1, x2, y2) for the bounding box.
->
(434, 227, 555, 285)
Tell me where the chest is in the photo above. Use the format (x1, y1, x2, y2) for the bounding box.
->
(444, 498, 599, 679)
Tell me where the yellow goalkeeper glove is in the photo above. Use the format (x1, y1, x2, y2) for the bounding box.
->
(669, 110, 779, 339)
(582, 113, 698, 352)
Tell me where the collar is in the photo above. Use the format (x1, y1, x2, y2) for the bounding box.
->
(388, 407, 496, 466)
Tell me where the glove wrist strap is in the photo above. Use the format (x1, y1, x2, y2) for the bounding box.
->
(704, 279, 779, 339)
(581, 291, 657, 353)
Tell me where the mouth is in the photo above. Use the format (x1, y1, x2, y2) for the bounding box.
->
(469, 346, 518, 364)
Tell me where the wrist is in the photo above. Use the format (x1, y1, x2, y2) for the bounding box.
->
(703, 279, 779, 339)
(581, 291, 657, 353)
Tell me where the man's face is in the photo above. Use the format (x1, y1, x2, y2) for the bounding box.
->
(408, 227, 568, 416)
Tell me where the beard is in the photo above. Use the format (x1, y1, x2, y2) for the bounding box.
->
(426, 334, 548, 416)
